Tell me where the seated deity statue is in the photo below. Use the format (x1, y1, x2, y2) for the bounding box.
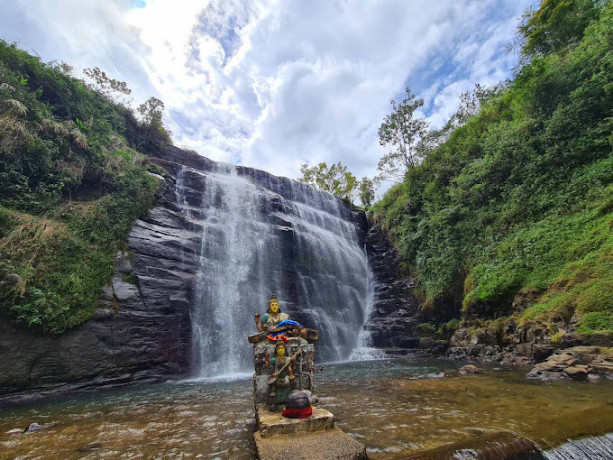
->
(255, 294, 289, 332)
(248, 294, 318, 345)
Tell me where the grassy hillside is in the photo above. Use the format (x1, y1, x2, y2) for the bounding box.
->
(373, 0, 613, 337)
(0, 41, 168, 333)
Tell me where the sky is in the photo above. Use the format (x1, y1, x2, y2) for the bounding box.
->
(0, 0, 538, 184)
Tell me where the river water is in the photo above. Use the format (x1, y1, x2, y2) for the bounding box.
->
(1, 359, 612, 459)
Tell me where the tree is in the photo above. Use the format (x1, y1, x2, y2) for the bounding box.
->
(358, 177, 375, 207)
(83, 67, 132, 104)
(299, 162, 359, 202)
(133, 97, 171, 154)
(299, 162, 378, 207)
(424, 83, 505, 149)
(137, 97, 165, 125)
(518, 0, 600, 58)
(377, 87, 428, 180)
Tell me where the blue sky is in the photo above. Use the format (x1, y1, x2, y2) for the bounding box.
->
(0, 0, 538, 183)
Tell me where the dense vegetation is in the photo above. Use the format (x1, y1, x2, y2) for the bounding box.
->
(373, 0, 612, 336)
(0, 41, 170, 333)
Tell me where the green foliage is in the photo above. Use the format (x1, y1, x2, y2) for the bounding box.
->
(519, 0, 601, 57)
(416, 322, 438, 334)
(438, 318, 461, 337)
(373, 1, 613, 329)
(576, 312, 613, 334)
(299, 161, 375, 206)
(358, 177, 376, 207)
(416, 319, 461, 337)
(122, 272, 138, 285)
(0, 41, 163, 333)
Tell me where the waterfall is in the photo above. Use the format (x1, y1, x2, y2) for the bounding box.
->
(544, 434, 613, 460)
(176, 162, 374, 377)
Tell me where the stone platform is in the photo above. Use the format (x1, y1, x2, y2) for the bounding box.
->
(251, 334, 366, 458)
(256, 405, 334, 437)
(254, 404, 366, 459)
(254, 427, 367, 460)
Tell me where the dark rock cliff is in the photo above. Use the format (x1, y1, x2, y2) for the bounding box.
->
(0, 148, 221, 403)
(363, 223, 423, 354)
(0, 150, 201, 403)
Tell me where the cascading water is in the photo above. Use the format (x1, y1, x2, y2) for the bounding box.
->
(543, 434, 613, 460)
(175, 162, 375, 378)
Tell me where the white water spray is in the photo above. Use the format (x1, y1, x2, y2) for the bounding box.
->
(176, 163, 375, 377)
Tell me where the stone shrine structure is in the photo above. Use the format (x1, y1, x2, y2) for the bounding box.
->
(253, 338, 315, 410)
(249, 297, 367, 460)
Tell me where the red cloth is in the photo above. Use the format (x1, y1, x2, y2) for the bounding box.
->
(282, 406, 313, 419)
(267, 334, 288, 342)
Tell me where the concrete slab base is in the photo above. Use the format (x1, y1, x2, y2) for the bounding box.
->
(254, 426, 367, 460)
(256, 405, 335, 437)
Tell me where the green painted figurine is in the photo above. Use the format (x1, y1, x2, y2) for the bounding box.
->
(265, 341, 298, 399)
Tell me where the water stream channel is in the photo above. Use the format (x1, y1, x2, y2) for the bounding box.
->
(2, 359, 612, 459)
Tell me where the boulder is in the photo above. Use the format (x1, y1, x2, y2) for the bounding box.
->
(23, 422, 55, 433)
(564, 365, 589, 380)
(526, 346, 613, 382)
(459, 364, 480, 375)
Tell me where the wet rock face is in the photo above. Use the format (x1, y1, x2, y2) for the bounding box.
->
(408, 431, 545, 460)
(0, 150, 211, 400)
(363, 223, 422, 351)
(0, 246, 193, 402)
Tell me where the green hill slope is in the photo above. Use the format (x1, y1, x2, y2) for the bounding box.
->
(0, 41, 168, 333)
(373, 0, 613, 339)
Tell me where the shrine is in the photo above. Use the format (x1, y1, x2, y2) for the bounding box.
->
(249, 295, 367, 460)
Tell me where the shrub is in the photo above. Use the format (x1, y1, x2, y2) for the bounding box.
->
(373, 1, 613, 331)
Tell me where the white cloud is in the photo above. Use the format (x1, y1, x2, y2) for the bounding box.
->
(0, 0, 537, 184)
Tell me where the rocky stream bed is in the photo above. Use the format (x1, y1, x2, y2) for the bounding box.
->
(1, 359, 612, 459)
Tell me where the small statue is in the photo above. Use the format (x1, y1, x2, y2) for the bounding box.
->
(265, 341, 299, 397)
(255, 294, 289, 332)
(249, 296, 317, 411)
(249, 294, 319, 344)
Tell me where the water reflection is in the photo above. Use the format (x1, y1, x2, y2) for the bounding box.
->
(1, 359, 612, 459)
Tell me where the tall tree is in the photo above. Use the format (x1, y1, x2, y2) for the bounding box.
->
(358, 177, 375, 208)
(377, 87, 428, 180)
(134, 97, 171, 154)
(299, 162, 358, 201)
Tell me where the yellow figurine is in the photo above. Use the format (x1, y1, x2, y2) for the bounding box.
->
(265, 341, 296, 397)
(255, 294, 289, 332)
